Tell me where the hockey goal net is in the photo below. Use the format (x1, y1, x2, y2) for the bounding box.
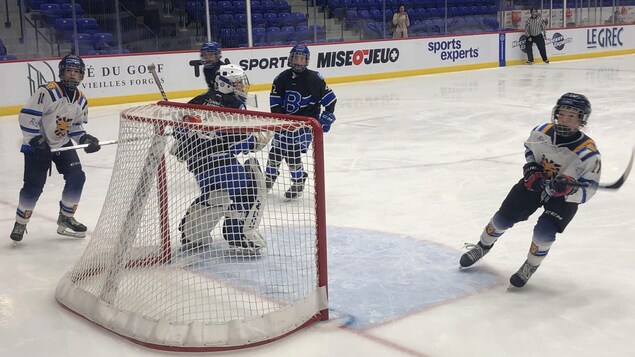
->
(55, 101, 328, 351)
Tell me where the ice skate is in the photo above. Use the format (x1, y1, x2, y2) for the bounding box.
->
(284, 172, 308, 199)
(228, 229, 265, 256)
(459, 241, 493, 268)
(10, 222, 27, 243)
(57, 213, 87, 238)
(508, 260, 539, 289)
(228, 239, 263, 256)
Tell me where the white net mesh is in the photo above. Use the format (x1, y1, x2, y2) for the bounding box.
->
(55, 102, 328, 351)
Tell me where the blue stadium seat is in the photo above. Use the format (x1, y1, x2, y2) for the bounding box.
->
(0, 55, 18, 60)
(61, 3, 83, 17)
(40, 3, 62, 27)
(262, 0, 276, 13)
(279, 12, 294, 27)
(290, 12, 307, 26)
(218, 1, 233, 14)
(293, 25, 312, 42)
(232, 1, 246, 14)
(92, 32, 115, 50)
(275, 0, 291, 13)
(76, 17, 99, 35)
(252, 27, 266, 43)
(252, 13, 266, 28)
(109, 48, 130, 54)
(280, 26, 295, 42)
(220, 28, 235, 46)
(369, 9, 382, 22)
(264, 12, 279, 27)
(219, 14, 235, 29)
(266, 27, 285, 43)
(71, 33, 94, 55)
(55, 18, 74, 41)
(250, 1, 263, 14)
(234, 13, 247, 27)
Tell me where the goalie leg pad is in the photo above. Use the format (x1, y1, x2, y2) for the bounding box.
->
(223, 158, 267, 253)
(180, 190, 231, 246)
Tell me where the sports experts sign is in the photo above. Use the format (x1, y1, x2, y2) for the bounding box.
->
(428, 39, 479, 61)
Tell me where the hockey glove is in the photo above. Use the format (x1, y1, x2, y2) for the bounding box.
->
(79, 134, 101, 153)
(547, 175, 579, 197)
(318, 111, 336, 133)
(522, 162, 547, 192)
(28, 135, 51, 160)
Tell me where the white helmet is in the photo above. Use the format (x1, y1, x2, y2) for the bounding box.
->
(215, 64, 250, 101)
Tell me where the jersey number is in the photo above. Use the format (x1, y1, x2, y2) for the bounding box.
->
(284, 90, 302, 114)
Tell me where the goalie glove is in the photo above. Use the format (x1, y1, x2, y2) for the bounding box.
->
(250, 132, 273, 152)
(79, 133, 101, 153)
(546, 175, 579, 197)
(522, 162, 547, 192)
(318, 111, 336, 133)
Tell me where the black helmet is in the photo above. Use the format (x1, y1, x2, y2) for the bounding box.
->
(551, 93, 591, 136)
(58, 54, 85, 90)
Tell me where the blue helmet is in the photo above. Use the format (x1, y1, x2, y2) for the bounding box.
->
(200, 41, 221, 68)
(552, 93, 591, 136)
(289, 45, 310, 73)
(58, 54, 85, 90)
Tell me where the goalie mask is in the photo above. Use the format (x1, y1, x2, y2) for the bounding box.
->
(551, 92, 591, 137)
(215, 64, 250, 101)
(200, 41, 222, 69)
(58, 54, 85, 90)
(289, 45, 310, 73)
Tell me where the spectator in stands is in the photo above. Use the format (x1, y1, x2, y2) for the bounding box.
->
(608, 10, 623, 24)
(392, 4, 410, 38)
(524, 8, 549, 65)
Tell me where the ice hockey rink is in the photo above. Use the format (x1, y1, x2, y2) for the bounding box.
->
(1, 54, 634, 357)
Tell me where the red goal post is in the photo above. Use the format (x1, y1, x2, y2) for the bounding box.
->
(55, 101, 328, 351)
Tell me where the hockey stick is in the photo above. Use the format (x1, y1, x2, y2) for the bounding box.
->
(147, 63, 168, 101)
(567, 148, 635, 190)
(51, 140, 118, 152)
(245, 93, 259, 108)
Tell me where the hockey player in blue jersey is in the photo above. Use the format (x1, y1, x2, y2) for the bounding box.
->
(10, 54, 101, 242)
(188, 41, 223, 106)
(460, 93, 601, 288)
(172, 64, 269, 255)
(266, 44, 337, 199)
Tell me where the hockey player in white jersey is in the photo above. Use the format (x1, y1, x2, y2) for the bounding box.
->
(172, 65, 268, 255)
(459, 93, 601, 288)
(10, 55, 101, 242)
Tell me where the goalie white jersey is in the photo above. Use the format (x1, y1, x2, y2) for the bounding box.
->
(18, 81, 88, 151)
(524, 123, 601, 204)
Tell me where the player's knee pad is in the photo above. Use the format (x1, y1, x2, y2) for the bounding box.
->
(180, 190, 231, 245)
(533, 215, 558, 245)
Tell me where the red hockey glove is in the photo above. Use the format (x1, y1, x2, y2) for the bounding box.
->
(523, 162, 547, 192)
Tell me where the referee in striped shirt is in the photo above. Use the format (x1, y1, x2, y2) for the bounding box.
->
(525, 8, 549, 64)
